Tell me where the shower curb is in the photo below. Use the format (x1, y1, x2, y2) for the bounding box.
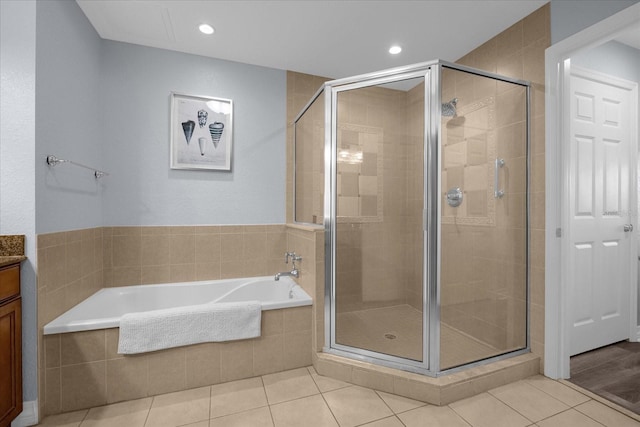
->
(313, 351, 540, 406)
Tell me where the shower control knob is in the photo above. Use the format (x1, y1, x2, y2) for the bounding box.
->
(623, 224, 634, 232)
(446, 187, 463, 208)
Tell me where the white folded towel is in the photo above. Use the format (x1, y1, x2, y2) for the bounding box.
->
(117, 300, 261, 354)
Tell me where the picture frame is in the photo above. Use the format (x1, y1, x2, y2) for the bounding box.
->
(170, 92, 233, 171)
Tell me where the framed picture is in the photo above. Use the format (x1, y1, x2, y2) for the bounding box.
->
(170, 92, 233, 171)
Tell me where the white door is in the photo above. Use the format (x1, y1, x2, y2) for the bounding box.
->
(568, 66, 635, 356)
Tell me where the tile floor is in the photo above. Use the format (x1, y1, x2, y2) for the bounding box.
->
(37, 366, 640, 427)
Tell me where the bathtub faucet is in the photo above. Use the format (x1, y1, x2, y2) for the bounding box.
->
(275, 252, 302, 281)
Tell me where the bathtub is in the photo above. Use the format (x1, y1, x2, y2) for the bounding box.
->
(43, 275, 312, 335)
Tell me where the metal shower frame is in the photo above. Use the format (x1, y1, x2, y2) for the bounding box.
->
(293, 59, 531, 377)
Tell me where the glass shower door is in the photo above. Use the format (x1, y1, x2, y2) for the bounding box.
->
(438, 66, 528, 370)
(332, 76, 425, 362)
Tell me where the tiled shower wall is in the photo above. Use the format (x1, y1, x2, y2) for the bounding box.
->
(37, 224, 318, 416)
(453, 4, 549, 366)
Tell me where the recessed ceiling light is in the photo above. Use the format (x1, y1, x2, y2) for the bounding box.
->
(199, 24, 215, 35)
(389, 45, 402, 55)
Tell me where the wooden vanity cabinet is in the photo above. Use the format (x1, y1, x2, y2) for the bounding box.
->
(0, 264, 22, 427)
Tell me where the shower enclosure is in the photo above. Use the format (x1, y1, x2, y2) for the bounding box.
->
(294, 60, 529, 376)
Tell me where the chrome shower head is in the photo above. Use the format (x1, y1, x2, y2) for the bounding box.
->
(442, 98, 458, 117)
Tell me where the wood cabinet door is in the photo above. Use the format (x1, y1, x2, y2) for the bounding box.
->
(0, 298, 21, 427)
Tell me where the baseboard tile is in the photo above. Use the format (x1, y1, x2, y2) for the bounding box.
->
(11, 400, 38, 427)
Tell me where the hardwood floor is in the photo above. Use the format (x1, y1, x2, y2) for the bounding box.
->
(569, 341, 640, 414)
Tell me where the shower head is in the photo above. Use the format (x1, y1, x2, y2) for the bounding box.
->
(442, 98, 458, 117)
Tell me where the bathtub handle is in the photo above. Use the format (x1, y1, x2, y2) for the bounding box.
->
(285, 252, 302, 264)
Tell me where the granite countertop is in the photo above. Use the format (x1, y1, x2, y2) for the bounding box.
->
(0, 235, 26, 267)
(0, 256, 27, 268)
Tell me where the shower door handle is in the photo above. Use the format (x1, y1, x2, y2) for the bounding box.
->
(494, 158, 505, 198)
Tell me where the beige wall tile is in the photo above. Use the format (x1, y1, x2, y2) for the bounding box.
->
(61, 330, 106, 366)
(185, 343, 221, 389)
(195, 234, 221, 264)
(148, 348, 186, 395)
(45, 245, 67, 292)
(45, 367, 61, 415)
(45, 335, 61, 369)
(262, 309, 284, 336)
(253, 334, 284, 376)
(244, 232, 267, 260)
(220, 340, 255, 382)
(112, 235, 141, 267)
(284, 306, 312, 333)
(141, 265, 171, 285)
(169, 264, 196, 282)
(284, 331, 312, 369)
(61, 361, 107, 412)
(195, 262, 221, 281)
(221, 261, 244, 279)
(141, 235, 171, 266)
(106, 356, 149, 404)
(220, 233, 244, 262)
(111, 227, 141, 237)
(105, 328, 120, 360)
(111, 266, 141, 287)
(170, 226, 196, 235)
(169, 234, 195, 264)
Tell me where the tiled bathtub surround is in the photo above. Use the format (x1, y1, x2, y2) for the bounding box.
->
(37, 224, 320, 417)
(102, 225, 289, 287)
(43, 306, 312, 414)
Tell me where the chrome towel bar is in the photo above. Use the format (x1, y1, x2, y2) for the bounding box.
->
(46, 155, 109, 179)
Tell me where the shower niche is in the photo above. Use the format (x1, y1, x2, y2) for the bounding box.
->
(294, 60, 529, 376)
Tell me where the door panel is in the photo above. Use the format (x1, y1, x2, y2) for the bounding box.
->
(569, 67, 633, 356)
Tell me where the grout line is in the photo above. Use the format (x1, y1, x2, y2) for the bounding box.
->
(374, 389, 399, 416)
(534, 406, 607, 427)
(318, 388, 342, 427)
(142, 395, 154, 427)
(208, 385, 212, 422)
(523, 376, 590, 407)
(560, 380, 640, 422)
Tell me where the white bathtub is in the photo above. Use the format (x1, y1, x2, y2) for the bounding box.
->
(43, 276, 312, 335)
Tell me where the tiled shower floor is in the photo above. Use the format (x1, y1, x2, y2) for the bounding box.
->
(37, 366, 640, 427)
(336, 304, 499, 368)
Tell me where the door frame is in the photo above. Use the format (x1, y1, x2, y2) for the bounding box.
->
(545, 3, 640, 379)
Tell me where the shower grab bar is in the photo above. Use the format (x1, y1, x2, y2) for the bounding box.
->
(46, 155, 109, 179)
(494, 158, 505, 198)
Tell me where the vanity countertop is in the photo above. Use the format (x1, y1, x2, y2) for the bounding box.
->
(0, 235, 26, 267)
(0, 256, 27, 268)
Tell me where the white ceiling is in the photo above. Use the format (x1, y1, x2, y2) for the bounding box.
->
(76, 0, 549, 80)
